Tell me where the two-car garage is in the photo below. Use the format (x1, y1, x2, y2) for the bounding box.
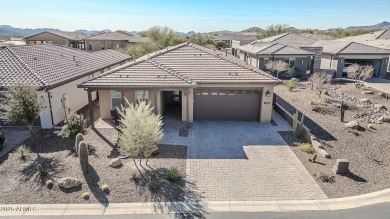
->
(193, 89, 262, 121)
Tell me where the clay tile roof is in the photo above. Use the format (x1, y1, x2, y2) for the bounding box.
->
(311, 40, 390, 54)
(24, 31, 89, 40)
(0, 44, 131, 89)
(84, 32, 149, 42)
(253, 33, 318, 47)
(239, 42, 314, 56)
(78, 42, 281, 89)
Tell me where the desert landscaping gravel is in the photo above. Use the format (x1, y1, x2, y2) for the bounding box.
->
(0, 128, 187, 204)
(275, 81, 390, 198)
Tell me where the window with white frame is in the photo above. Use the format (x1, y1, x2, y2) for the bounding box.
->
(135, 90, 149, 103)
(110, 90, 122, 109)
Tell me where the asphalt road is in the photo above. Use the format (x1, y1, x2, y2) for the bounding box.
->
(8, 203, 390, 219)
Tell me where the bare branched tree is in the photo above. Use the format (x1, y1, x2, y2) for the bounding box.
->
(347, 64, 374, 88)
(265, 60, 290, 78)
(310, 73, 333, 98)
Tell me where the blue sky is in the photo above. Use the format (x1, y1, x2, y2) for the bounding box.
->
(1, 0, 389, 32)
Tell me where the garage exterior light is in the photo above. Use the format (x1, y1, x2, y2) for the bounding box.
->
(266, 90, 271, 97)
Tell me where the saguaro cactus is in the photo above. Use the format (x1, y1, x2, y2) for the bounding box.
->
(79, 141, 89, 174)
(340, 101, 345, 122)
(74, 133, 84, 155)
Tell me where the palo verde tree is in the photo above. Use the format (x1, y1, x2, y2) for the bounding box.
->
(0, 85, 43, 144)
(265, 60, 290, 79)
(116, 99, 164, 170)
(310, 72, 333, 98)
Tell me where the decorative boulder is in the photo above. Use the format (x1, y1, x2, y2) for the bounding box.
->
(345, 120, 360, 129)
(58, 177, 81, 189)
(374, 104, 386, 110)
(362, 91, 374, 95)
(378, 116, 390, 123)
(109, 158, 122, 168)
(332, 159, 350, 174)
(359, 98, 370, 103)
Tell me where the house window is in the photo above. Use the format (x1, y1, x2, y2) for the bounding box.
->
(289, 58, 296, 67)
(135, 90, 149, 103)
(264, 58, 269, 65)
(219, 90, 226, 95)
(110, 90, 122, 110)
(210, 91, 218, 95)
(201, 90, 209, 95)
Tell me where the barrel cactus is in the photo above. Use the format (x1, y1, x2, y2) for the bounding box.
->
(74, 133, 84, 155)
(79, 141, 89, 174)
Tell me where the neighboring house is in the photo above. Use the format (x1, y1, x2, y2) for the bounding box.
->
(78, 42, 281, 126)
(84, 32, 149, 51)
(237, 42, 315, 78)
(334, 29, 390, 75)
(0, 44, 131, 128)
(240, 33, 324, 73)
(24, 31, 88, 49)
(231, 35, 260, 56)
(213, 34, 249, 48)
(115, 30, 135, 36)
(311, 40, 390, 78)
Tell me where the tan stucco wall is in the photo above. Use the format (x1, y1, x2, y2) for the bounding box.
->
(25, 32, 70, 46)
(85, 40, 129, 51)
(49, 75, 97, 125)
(260, 84, 274, 123)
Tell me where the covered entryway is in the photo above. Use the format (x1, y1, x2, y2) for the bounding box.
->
(162, 90, 182, 120)
(193, 89, 261, 121)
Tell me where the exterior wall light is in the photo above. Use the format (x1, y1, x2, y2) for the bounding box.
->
(266, 90, 271, 97)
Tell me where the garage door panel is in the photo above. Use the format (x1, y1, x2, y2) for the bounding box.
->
(194, 92, 261, 121)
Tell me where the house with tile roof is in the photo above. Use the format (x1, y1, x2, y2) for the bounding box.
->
(24, 31, 88, 49)
(236, 42, 315, 78)
(84, 32, 149, 51)
(311, 40, 390, 78)
(234, 33, 324, 75)
(78, 42, 281, 125)
(0, 44, 131, 128)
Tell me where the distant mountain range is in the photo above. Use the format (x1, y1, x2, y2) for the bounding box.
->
(0, 25, 60, 37)
(329, 21, 390, 31)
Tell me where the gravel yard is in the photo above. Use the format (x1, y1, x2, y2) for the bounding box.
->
(275, 81, 390, 198)
(0, 129, 187, 204)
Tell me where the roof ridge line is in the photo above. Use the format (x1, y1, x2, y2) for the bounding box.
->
(338, 41, 354, 54)
(349, 41, 390, 52)
(268, 43, 287, 55)
(188, 43, 282, 82)
(254, 43, 279, 54)
(147, 59, 196, 86)
(5, 46, 48, 88)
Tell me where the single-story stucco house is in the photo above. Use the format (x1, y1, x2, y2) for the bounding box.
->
(84, 32, 149, 51)
(236, 42, 315, 78)
(24, 31, 88, 49)
(311, 41, 390, 78)
(78, 42, 281, 125)
(0, 44, 131, 128)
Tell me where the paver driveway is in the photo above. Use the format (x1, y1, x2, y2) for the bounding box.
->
(160, 111, 327, 201)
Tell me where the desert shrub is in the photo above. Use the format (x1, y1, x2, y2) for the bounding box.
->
(151, 150, 159, 156)
(298, 143, 315, 154)
(167, 167, 181, 181)
(58, 113, 86, 138)
(367, 124, 374, 129)
(45, 179, 54, 188)
(314, 170, 335, 183)
(101, 184, 109, 193)
(82, 192, 90, 200)
(148, 180, 159, 191)
(130, 172, 138, 181)
(286, 79, 298, 92)
(15, 145, 30, 159)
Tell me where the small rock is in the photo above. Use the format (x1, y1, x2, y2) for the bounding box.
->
(58, 177, 81, 189)
(374, 104, 386, 110)
(378, 116, 390, 123)
(359, 98, 370, 103)
(362, 91, 374, 95)
(109, 158, 122, 167)
(345, 120, 360, 129)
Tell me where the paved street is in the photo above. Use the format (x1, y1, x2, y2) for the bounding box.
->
(11, 203, 390, 219)
(160, 111, 327, 201)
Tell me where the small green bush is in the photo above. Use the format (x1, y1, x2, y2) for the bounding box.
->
(15, 145, 30, 159)
(286, 79, 298, 92)
(37, 164, 47, 177)
(58, 113, 86, 138)
(167, 167, 181, 181)
(298, 143, 315, 154)
(45, 179, 54, 188)
(101, 184, 109, 192)
(82, 192, 90, 200)
(151, 150, 159, 156)
(314, 170, 335, 183)
(148, 180, 159, 191)
(130, 172, 138, 181)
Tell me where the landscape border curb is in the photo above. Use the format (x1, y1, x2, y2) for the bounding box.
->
(1, 188, 390, 216)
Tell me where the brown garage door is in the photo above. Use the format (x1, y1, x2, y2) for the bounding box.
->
(194, 90, 261, 121)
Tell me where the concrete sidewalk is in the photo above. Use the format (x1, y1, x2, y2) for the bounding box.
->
(1, 188, 390, 217)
